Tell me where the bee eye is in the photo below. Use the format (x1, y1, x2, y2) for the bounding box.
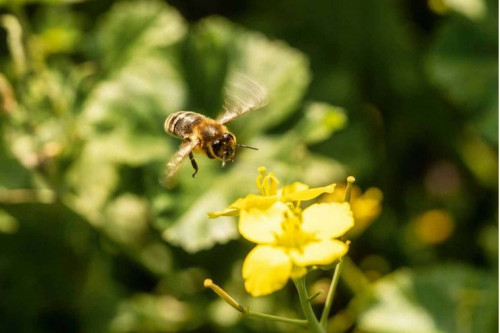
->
(212, 140, 223, 156)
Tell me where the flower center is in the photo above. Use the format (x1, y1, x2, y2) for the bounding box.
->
(274, 207, 317, 252)
(257, 167, 279, 196)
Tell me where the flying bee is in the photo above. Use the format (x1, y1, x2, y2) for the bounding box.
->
(163, 74, 267, 186)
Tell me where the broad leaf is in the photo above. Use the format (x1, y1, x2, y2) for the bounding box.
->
(353, 265, 497, 333)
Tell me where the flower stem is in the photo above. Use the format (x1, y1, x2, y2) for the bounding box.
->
(317, 176, 354, 328)
(204, 279, 307, 328)
(319, 258, 344, 329)
(246, 310, 308, 327)
(294, 277, 325, 333)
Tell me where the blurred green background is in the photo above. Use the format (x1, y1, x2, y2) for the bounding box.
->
(0, 0, 497, 332)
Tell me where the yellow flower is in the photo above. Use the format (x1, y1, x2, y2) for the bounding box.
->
(209, 167, 354, 297)
(321, 185, 383, 237)
(241, 202, 353, 296)
(208, 167, 335, 218)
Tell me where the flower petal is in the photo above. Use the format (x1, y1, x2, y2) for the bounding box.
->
(290, 239, 348, 266)
(207, 207, 240, 218)
(302, 202, 354, 239)
(239, 202, 287, 243)
(208, 195, 277, 218)
(236, 194, 278, 211)
(283, 183, 336, 202)
(280, 182, 309, 198)
(242, 245, 292, 296)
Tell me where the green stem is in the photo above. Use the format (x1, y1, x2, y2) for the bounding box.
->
(204, 279, 307, 328)
(340, 256, 370, 294)
(294, 276, 325, 333)
(246, 310, 308, 327)
(320, 258, 344, 328)
(318, 176, 354, 328)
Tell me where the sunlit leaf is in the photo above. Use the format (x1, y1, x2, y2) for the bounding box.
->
(66, 143, 119, 223)
(34, 6, 83, 55)
(353, 265, 497, 333)
(97, 1, 187, 72)
(110, 294, 192, 333)
(0, 122, 31, 188)
(0, 209, 18, 233)
(162, 189, 238, 253)
(70, 2, 188, 225)
(300, 102, 348, 144)
(104, 194, 149, 245)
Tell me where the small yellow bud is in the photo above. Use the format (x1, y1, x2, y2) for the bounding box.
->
(204, 279, 246, 313)
(344, 176, 356, 203)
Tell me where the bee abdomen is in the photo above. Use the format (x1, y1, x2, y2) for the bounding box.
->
(164, 111, 205, 138)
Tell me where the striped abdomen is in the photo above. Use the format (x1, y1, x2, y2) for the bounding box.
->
(164, 111, 206, 139)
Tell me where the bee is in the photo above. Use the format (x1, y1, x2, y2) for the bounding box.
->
(163, 74, 267, 186)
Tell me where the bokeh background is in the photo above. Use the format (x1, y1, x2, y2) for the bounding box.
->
(0, 0, 497, 332)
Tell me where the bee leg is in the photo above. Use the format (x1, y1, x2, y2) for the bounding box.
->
(189, 152, 198, 178)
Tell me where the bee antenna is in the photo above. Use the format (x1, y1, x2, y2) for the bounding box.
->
(237, 144, 258, 150)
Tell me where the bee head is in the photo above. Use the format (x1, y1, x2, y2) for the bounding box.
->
(210, 132, 236, 166)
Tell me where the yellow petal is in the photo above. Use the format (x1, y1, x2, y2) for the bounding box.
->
(242, 245, 292, 296)
(282, 183, 336, 202)
(280, 182, 309, 198)
(208, 195, 278, 218)
(351, 187, 383, 224)
(207, 197, 247, 218)
(235, 194, 278, 211)
(302, 202, 354, 239)
(290, 239, 348, 266)
(239, 202, 287, 243)
(207, 207, 240, 218)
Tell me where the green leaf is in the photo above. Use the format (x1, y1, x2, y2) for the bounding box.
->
(352, 265, 497, 333)
(0, 121, 31, 189)
(181, 17, 311, 138)
(426, 16, 497, 143)
(66, 142, 119, 221)
(104, 194, 149, 245)
(181, 18, 233, 114)
(111, 293, 192, 332)
(434, 0, 487, 20)
(34, 6, 83, 55)
(97, 1, 186, 72)
(162, 188, 238, 253)
(229, 22, 311, 138)
(0, 209, 18, 234)
(300, 102, 348, 144)
(81, 56, 186, 134)
(70, 3, 188, 222)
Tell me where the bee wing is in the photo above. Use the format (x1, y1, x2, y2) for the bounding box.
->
(164, 140, 198, 187)
(217, 73, 268, 124)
